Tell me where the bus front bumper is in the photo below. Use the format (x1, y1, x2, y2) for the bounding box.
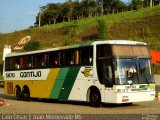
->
(104, 91, 156, 104)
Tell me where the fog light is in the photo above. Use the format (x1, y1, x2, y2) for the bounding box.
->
(122, 99, 129, 102)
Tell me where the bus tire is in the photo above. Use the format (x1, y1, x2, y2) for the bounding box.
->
(22, 86, 30, 101)
(89, 88, 101, 107)
(15, 86, 22, 100)
(123, 102, 133, 106)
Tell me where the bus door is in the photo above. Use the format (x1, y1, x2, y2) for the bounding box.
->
(97, 58, 115, 102)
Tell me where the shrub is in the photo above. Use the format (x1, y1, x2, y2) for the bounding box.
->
(24, 40, 40, 51)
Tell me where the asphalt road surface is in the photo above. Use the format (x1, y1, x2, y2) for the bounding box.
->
(0, 88, 160, 120)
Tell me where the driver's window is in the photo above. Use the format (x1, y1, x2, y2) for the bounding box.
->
(103, 60, 114, 87)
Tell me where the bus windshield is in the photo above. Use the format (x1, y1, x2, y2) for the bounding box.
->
(138, 58, 153, 84)
(115, 58, 154, 85)
(115, 58, 139, 85)
(96, 58, 154, 86)
(96, 44, 154, 86)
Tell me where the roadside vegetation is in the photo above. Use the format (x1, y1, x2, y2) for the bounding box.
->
(0, 4, 160, 73)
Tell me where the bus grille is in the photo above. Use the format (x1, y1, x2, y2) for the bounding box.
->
(7, 82, 14, 94)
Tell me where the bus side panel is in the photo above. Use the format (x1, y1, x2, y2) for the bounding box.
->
(58, 67, 81, 100)
(67, 67, 92, 101)
(67, 66, 106, 102)
(5, 81, 14, 96)
(49, 68, 69, 99)
(5, 80, 31, 97)
(31, 68, 60, 98)
(4, 68, 60, 98)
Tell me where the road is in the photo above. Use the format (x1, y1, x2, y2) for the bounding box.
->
(0, 88, 160, 120)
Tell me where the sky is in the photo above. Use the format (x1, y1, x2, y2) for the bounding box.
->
(0, 0, 66, 33)
(0, 0, 129, 33)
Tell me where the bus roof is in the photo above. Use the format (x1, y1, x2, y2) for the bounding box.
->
(93, 40, 147, 45)
(5, 40, 147, 57)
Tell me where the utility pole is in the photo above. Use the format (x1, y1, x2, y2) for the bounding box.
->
(101, 0, 104, 16)
(150, 0, 153, 7)
(38, 11, 41, 27)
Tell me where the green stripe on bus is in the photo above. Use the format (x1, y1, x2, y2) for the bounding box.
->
(79, 42, 92, 47)
(58, 67, 80, 100)
(50, 68, 69, 99)
(70, 42, 92, 49)
(139, 85, 148, 89)
(70, 44, 80, 49)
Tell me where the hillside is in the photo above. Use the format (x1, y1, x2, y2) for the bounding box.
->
(0, 6, 160, 64)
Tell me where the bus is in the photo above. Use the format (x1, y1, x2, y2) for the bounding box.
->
(3, 40, 155, 106)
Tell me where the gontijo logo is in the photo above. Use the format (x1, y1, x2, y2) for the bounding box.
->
(81, 67, 92, 77)
(18, 36, 31, 45)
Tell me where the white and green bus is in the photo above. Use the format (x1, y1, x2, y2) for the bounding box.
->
(3, 40, 155, 106)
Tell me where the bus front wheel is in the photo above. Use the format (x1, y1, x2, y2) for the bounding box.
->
(89, 88, 101, 107)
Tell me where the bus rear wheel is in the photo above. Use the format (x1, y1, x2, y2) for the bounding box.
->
(89, 88, 101, 107)
(22, 86, 30, 101)
(15, 87, 22, 100)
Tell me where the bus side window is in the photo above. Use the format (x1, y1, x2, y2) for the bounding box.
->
(57, 52, 61, 67)
(20, 57, 24, 69)
(41, 54, 48, 67)
(5, 58, 10, 71)
(70, 51, 75, 65)
(49, 52, 54, 67)
(10, 58, 15, 70)
(15, 63, 19, 69)
(49, 52, 60, 67)
(6, 57, 20, 70)
(13, 57, 20, 70)
(70, 50, 78, 65)
(75, 50, 80, 64)
(80, 47, 93, 65)
(65, 50, 72, 66)
(36, 54, 45, 67)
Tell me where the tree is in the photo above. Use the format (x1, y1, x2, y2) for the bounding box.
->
(102, 0, 114, 14)
(35, 3, 62, 26)
(130, 0, 143, 10)
(24, 40, 40, 51)
(143, 0, 150, 7)
(34, 0, 127, 27)
(150, 0, 153, 7)
(66, 1, 75, 21)
(110, 0, 127, 13)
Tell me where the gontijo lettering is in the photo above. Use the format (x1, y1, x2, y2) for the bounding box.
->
(20, 71, 41, 78)
(6, 71, 41, 78)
